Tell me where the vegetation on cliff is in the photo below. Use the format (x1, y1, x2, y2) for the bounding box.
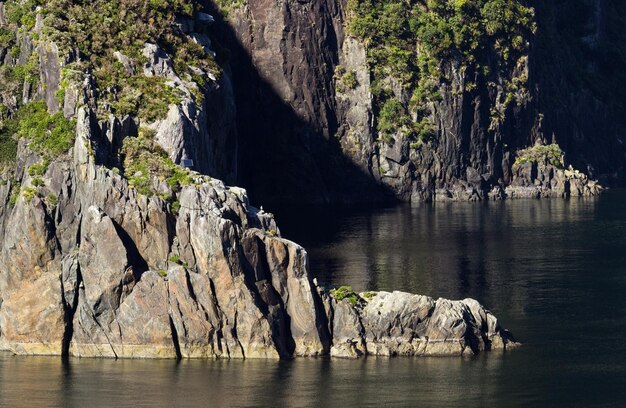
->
(121, 129, 194, 198)
(346, 0, 536, 145)
(0, 0, 219, 190)
(514, 144, 564, 169)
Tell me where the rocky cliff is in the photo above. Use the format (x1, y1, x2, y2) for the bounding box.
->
(213, 0, 621, 205)
(0, 0, 516, 358)
(0, 108, 516, 358)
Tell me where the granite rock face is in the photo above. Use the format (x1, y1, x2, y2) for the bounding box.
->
(328, 292, 516, 359)
(0, 4, 519, 360)
(0, 108, 331, 358)
(0, 108, 516, 359)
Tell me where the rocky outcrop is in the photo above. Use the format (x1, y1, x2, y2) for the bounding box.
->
(0, 1, 521, 360)
(505, 163, 603, 199)
(0, 106, 516, 359)
(0, 107, 326, 358)
(328, 292, 516, 358)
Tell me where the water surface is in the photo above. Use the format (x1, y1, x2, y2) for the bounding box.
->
(3, 191, 626, 407)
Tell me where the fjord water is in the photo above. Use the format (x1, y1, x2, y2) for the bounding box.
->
(2, 191, 626, 407)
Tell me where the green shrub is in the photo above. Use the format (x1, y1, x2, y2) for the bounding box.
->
(22, 187, 38, 202)
(46, 193, 58, 207)
(335, 67, 359, 92)
(28, 161, 49, 176)
(108, 75, 183, 123)
(171, 200, 181, 214)
(8, 182, 20, 207)
(215, 0, 247, 17)
(347, 0, 536, 144)
(2, 0, 221, 123)
(362, 291, 377, 299)
(16, 102, 76, 159)
(0, 27, 16, 47)
(168, 254, 189, 268)
(514, 144, 564, 168)
(121, 132, 193, 197)
(330, 286, 363, 307)
(0, 128, 18, 166)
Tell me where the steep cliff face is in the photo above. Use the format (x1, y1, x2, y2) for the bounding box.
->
(214, 0, 622, 204)
(0, 108, 329, 358)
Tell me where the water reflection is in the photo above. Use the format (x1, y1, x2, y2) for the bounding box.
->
(0, 352, 535, 408)
(280, 195, 626, 332)
(3, 192, 626, 407)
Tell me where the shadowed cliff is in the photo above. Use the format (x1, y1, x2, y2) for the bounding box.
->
(206, 0, 397, 207)
(207, 0, 623, 205)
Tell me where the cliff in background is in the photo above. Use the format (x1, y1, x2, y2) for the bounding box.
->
(212, 0, 619, 205)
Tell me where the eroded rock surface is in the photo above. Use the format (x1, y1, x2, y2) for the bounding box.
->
(329, 292, 516, 359)
(0, 107, 515, 359)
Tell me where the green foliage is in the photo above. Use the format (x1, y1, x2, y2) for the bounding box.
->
(121, 130, 193, 197)
(5, 0, 42, 31)
(335, 66, 359, 92)
(15, 102, 76, 159)
(347, 0, 536, 143)
(31, 177, 44, 187)
(362, 291, 377, 299)
(46, 193, 58, 207)
(168, 254, 189, 268)
(330, 286, 363, 307)
(106, 75, 183, 123)
(17, 52, 40, 85)
(171, 200, 181, 214)
(158, 269, 168, 278)
(514, 144, 564, 168)
(377, 98, 410, 142)
(215, 0, 246, 17)
(21, 186, 38, 202)
(8, 181, 20, 207)
(2, 0, 220, 122)
(1, 101, 74, 166)
(28, 161, 49, 177)
(0, 27, 16, 48)
(0, 121, 18, 166)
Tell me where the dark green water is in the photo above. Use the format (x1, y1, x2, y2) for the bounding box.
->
(3, 191, 626, 407)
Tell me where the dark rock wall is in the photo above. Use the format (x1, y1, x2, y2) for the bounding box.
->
(211, 0, 626, 205)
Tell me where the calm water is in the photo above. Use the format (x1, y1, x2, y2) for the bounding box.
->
(3, 191, 626, 407)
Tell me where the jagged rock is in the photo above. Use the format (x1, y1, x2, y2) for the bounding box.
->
(329, 291, 517, 358)
(506, 162, 603, 199)
(330, 300, 366, 358)
(216, 0, 620, 205)
(0, 3, 521, 361)
(0, 106, 515, 359)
